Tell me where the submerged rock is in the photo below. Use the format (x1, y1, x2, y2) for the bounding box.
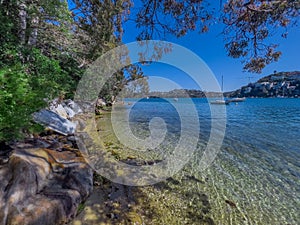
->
(225, 199, 237, 208)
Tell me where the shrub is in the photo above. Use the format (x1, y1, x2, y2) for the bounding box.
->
(0, 64, 45, 141)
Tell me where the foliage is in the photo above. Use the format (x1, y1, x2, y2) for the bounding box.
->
(0, 0, 299, 142)
(0, 65, 44, 141)
(0, 0, 84, 141)
(0, 46, 82, 142)
(135, 0, 213, 39)
(133, 0, 299, 73)
(27, 49, 76, 98)
(122, 76, 150, 98)
(70, 0, 132, 63)
(222, 0, 299, 73)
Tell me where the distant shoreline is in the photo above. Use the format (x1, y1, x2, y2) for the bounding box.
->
(120, 94, 300, 99)
(126, 71, 300, 99)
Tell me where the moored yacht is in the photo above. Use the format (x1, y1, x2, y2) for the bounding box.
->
(227, 97, 246, 103)
(210, 99, 229, 105)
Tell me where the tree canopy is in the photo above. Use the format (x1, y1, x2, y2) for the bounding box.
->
(131, 0, 299, 73)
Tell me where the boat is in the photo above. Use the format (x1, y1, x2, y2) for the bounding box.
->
(210, 99, 229, 105)
(210, 75, 230, 105)
(227, 97, 246, 103)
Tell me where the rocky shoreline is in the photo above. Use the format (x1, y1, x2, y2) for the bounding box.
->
(1, 100, 215, 225)
(0, 132, 93, 225)
(0, 99, 95, 225)
(0, 99, 149, 225)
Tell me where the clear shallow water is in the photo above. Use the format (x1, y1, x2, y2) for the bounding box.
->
(114, 98, 300, 224)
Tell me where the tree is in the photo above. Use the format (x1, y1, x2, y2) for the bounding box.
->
(223, 0, 300, 73)
(1, 0, 299, 141)
(69, 0, 133, 64)
(132, 0, 299, 73)
(135, 0, 213, 39)
(70, 0, 149, 102)
(0, 0, 82, 141)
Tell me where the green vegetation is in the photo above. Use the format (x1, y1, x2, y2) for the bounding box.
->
(1, 0, 298, 142)
(0, 0, 80, 141)
(77, 202, 86, 215)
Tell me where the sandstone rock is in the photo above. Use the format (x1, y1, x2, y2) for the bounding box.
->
(78, 102, 95, 113)
(0, 147, 93, 225)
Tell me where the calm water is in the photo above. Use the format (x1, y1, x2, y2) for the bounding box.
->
(115, 98, 300, 224)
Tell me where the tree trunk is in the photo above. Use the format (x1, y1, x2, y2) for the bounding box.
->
(18, 3, 27, 44)
(28, 16, 39, 46)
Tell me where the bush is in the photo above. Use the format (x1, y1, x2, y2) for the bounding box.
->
(0, 48, 81, 142)
(0, 64, 45, 141)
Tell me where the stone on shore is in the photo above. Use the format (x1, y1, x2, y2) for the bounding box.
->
(0, 146, 93, 225)
(33, 109, 77, 135)
(0, 97, 111, 225)
(65, 100, 83, 115)
(50, 103, 69, 119)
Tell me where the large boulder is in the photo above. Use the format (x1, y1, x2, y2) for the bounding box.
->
(0, 145, 93, 225)
(0, 98, 95, 224)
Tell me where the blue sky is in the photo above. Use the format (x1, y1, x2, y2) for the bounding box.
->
(122, 4, 300, 92)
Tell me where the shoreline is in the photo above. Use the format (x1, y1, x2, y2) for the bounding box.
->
(71, 110, 215, 225)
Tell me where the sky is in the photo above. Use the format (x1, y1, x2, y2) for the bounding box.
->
(121, 3, 300, 92)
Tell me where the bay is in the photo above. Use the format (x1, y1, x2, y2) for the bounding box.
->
(102, 98, 300, 224)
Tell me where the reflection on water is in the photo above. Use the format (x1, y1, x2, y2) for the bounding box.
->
(104, 98, 300, 224)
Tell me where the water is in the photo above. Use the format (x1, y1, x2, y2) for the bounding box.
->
(109, 98, 300, 224)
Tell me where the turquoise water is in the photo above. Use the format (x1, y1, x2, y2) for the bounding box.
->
(118, 98, 300, 224)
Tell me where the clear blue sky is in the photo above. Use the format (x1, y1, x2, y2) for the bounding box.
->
(122, 4, 300, 92)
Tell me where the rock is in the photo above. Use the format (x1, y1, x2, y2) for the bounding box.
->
(33, 109, 76, 135)
(76, 101, 94, 113)
(67, 136, 77, 142)
(50, 103, 69, 119)
(49, 98, 66, 117)
(65, 100, 83, 115)
(13, 138, 52, 149)
(73, 117, 86, 131)
(49, 99, 81, 119)
(64, 105, 76, 118)
(96, 98, 106, 107)
(0, 147, 93, 225)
